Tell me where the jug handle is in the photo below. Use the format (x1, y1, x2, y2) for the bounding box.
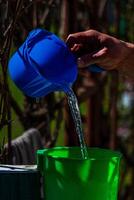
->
(73, 53, 105, 73)
(87, 64, 105, 73)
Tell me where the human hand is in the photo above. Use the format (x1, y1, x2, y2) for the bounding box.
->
(66, 30, 129, 71)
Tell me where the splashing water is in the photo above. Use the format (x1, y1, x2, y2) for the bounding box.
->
(66, 88, 88, 159)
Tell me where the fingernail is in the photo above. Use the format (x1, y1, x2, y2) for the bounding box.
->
(77, 58, 84, 67)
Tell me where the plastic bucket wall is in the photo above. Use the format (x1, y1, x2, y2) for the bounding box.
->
(37, 147, 121, 200)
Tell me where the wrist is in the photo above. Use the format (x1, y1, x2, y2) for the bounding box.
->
(117, 41, 134, 79)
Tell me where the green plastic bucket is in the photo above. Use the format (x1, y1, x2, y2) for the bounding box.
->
(37, 147, 122, 200)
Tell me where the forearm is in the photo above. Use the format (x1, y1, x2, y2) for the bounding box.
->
(117, 42, 134, 80)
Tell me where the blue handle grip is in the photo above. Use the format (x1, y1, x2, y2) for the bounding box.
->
(73, 53, 105, 73)
(88, 64, 105, 73)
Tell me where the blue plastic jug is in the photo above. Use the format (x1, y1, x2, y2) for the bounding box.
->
(8, 28, 104, 97)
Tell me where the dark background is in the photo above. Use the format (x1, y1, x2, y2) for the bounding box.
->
(0, 0, 134, 199)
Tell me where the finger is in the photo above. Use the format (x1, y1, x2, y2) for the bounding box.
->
(66, 36, 79, 48)
(77, 47, 107, 68)
(71, 43, 83, 52)
(66, 32, 88, 48)
(66, 30, 100, 47)
(92, 47, 108, 58)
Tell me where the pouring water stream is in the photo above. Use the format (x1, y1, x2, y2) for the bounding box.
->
(66, 88, 88, 159)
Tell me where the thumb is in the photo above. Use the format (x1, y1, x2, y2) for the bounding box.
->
(77, 47, 108, 68)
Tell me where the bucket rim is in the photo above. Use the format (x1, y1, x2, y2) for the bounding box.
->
(37, 146, 122, 161)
